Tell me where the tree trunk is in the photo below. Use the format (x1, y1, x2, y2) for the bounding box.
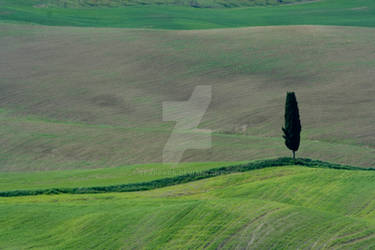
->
(293, 151, 295, 160)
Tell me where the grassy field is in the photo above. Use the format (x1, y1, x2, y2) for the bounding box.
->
(0, 0, 374, 247)
(0, 161, 243, 191)
(0, 157, 372, 197)
(2, 165, 375, 248)
(41, 0, 310, 8)
(0, 23, 374, 170)
(0, 0, 375, 29)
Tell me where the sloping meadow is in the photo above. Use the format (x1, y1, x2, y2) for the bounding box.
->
(1, 163, 375, 248)
(0, 24, 375, 170)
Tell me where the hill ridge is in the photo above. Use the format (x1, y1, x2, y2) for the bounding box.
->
(1, 157, 374, 197)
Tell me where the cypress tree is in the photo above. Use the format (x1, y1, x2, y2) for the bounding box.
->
(282, 92, 301, 159)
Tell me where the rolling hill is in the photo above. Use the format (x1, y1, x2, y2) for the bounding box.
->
(2, 163, 375, 248)
(0, 23, 374, 170)
(0, 0, 375, 248)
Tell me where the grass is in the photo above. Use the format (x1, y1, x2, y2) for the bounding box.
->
(0, 161, 242, 191)
(1, 157, 373, 197)
(0, 23, 375, 170)
(0, 0, 375, 29)
(2, 165, 375, 248)
(42, 0, 311, 8)
(0, 0, 374, 247)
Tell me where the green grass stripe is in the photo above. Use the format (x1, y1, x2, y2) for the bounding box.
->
(1, 0, 375, 29)
(1, 157, 374, 197)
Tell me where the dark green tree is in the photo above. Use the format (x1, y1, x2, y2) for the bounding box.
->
(282, 92, 301, 159)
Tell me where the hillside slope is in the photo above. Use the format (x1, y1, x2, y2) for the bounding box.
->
(1, 24, 374, 170)
(1, 166, 375, 248)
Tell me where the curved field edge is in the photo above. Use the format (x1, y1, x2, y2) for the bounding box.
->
(0, 0, 375, 29)
(2, 157, 374, 197)
(0, 161, 244, 191)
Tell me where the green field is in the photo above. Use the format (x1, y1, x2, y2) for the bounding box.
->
(1, 0, 375, 248)
(1, 23, 374, 170)
(1, 0, 374, 171)
(38, 0, 312, 8)
(0, 161, 242, 191)
(0, 0, 375, 29)
(2, 165, 375, 248)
